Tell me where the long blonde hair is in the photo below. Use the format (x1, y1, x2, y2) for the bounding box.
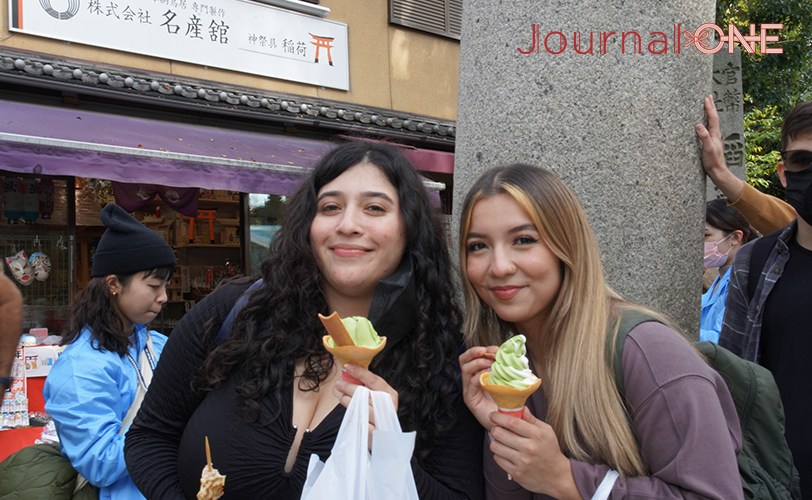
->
(459, 164, 657, 478)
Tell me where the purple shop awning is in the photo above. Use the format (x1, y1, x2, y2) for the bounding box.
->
(336, 134, 454, 174)
(0, 100, 447, 195)
(0, 99, 332, 195)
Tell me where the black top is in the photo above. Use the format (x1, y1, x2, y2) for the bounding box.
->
(125, 278, 484, 500)
(761, 236, 812, 497)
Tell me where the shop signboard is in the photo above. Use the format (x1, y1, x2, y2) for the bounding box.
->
(8, 0, 349, 90)
(23, 345, 66, 378)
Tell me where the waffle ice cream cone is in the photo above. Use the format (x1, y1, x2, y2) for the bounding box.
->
(319, 312, 386, 385)
(322, 336, 387, 369)
(480, 372, 541, 417)
(322, 337, 387, 385)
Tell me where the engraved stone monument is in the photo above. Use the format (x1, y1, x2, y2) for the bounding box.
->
(708, 46, 746, 200)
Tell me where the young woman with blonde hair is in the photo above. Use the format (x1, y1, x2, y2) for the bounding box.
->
(458, 164, 743, 499)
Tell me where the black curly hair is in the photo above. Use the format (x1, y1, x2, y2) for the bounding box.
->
(197, 141, 462, 462)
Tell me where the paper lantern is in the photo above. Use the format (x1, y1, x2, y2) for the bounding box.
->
(21, 177, 39, 224)
(3, 177, 24, 224)
(39, 179, 54, 219)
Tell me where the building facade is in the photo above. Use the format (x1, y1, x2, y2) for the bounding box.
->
(0, 0, 462, 335)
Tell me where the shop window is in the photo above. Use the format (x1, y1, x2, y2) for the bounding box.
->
(1, 175, 73, 337)
(76, 181, 247, 336)
(248, 194, 288, 274)
(138, 189, 244, 335)
(1, 175, 288, 338)
(389, 0, 463, 40)
(253, 0, 329, 17)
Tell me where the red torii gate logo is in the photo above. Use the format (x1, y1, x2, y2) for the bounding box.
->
(309, 33, 335, 66)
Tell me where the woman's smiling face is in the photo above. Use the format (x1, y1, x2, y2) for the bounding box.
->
(310, 162, 406, 307)
(465, 193, 563, 336)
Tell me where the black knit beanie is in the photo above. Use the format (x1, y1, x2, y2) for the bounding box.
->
(91, 204, 177, 277)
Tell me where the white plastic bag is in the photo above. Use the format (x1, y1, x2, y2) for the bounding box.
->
(301, 386, 419, 500)
(368, 390, 419, 500)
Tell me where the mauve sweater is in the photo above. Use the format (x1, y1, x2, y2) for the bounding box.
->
(485, 321, 744, 500)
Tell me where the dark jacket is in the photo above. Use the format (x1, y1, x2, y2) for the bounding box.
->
(719, 220, 795, 362)
(0, 443, 99, 500)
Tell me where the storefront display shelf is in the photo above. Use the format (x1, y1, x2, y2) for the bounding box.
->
(199, 199, 240, 206)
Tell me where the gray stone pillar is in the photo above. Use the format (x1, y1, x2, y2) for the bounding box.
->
(453, 1, 715, 334)
(708, 46, 746, 200)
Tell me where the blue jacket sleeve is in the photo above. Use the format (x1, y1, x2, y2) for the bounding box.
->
(43, 328, 167, 489)
(44, 350, 133, 487)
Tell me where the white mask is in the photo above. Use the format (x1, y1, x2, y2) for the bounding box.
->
(29, 252, 51, 281)
(5, 250, 34, 286)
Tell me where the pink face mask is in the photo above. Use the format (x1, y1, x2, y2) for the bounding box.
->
(704, 233, 733, 268)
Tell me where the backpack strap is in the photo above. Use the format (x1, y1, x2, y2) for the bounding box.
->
(747, 231, 780, 302)
(215, 279, 264, 344)
(608, 310, 663, 403)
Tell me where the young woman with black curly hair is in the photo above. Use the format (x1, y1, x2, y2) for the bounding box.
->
(124, 142, 484, 500)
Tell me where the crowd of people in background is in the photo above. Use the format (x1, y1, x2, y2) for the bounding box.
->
(697, 95, 810, 498)
(0, 95, 809, 500)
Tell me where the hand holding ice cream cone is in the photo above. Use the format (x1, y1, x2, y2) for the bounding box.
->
(479, 335, 540, 417)
(319, 312, 386, 386)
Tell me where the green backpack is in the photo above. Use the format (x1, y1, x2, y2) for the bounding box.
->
(608, 311, 802, 500)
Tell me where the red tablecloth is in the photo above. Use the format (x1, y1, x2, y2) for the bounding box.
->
(0, 377, 48, 463)
(0, 426, 42, 462)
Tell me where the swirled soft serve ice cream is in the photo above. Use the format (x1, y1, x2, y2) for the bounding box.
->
(487, 335, 538, 389)
(325, 316, 382, 348)
(480, 334, 541, 416)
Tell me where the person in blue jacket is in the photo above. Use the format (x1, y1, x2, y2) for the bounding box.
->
(700, 199, 757, 342)
(44, 203, 176, 500)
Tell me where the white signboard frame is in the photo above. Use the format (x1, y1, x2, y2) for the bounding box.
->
(8, 0, 349, 90)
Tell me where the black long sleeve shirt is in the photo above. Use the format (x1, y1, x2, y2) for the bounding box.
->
(125, 281, 484, 500)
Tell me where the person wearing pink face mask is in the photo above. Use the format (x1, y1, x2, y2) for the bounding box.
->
(701, 200, 758, 343)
